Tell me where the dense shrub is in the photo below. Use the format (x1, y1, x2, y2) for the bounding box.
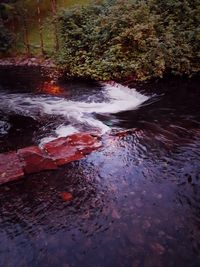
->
(57, 0, 200, 81)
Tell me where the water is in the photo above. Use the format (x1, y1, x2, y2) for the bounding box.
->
(0, 67, 200, 267)
(0, 70, 149, 148)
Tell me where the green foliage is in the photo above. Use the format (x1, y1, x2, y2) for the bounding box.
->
(57, 0, 200, 80)
(0, 0, 90, 56)
(0, 20, 13, 53)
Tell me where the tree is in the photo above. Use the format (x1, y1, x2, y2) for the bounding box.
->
(51, 0, 59, 52)
(0, 2, 13, 54)
(37, 0, 44, 55)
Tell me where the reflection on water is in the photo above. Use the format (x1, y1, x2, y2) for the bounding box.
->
(37, 82, 65, 95)
(0, 68, 200, 267)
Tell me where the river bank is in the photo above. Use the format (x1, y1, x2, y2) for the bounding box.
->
(0, 56, 199, 85)
(0, 56, 56, 68)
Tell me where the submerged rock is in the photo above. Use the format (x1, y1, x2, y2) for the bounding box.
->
(18, 146, 57, 174)
(0, 152, 24, 185)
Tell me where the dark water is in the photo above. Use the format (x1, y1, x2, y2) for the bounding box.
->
(0, 67, 200, 267)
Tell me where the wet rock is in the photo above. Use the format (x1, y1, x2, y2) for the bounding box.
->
(0, 152, 24, 185)
(44, 134, 101, 166)
(18, 146, 57, 174)
(0, 57, 56, 69)
(67, 133, 102, 154)
(0, 133, 101, 185)
(60, 192, 73, 202)
(44, 138, 85, 166)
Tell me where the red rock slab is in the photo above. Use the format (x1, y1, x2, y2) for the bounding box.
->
(44, 134, 101, 166)
(44, 138, 85, 166)
(44, 137, 71, 150)
(0, 152, 24, 185)
(67, 133, 97, 145)
(67, 133, 102, 153)
(18, 146, 57, 174)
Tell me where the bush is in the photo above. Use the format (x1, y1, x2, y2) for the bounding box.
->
(57, 0, 200, 81)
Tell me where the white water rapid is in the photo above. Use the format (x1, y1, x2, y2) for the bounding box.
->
(0, 82, 149, 144)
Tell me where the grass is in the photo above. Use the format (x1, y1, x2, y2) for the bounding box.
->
(11, 0, 90, 57)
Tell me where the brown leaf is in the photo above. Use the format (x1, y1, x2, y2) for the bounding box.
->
(60, 192, 73, 202)
(151, 243, 165, 255)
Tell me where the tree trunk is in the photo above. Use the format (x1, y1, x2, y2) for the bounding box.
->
(23, 15, 30, 56)
(51, 0, 59, 52)
(20, 2, 30, 56)
(11, 15, 17, 56)
(37, 0, 44, 56)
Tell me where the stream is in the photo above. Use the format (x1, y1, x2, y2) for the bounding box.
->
(0, 67, 200, 267)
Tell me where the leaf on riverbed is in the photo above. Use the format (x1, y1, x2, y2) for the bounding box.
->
(150, 243, 165, 255)
(60, 192, 73, 202)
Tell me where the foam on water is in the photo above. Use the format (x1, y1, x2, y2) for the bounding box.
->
(0, 82, 149, 143)
(0, 120, 11, 136)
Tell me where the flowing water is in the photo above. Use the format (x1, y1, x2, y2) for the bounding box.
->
(0, 80, 148, 146)
(0, 67, 200, 267)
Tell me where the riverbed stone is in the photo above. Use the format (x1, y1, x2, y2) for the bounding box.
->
(18, 146, 57, 174)
(0, 152, 24, 185)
